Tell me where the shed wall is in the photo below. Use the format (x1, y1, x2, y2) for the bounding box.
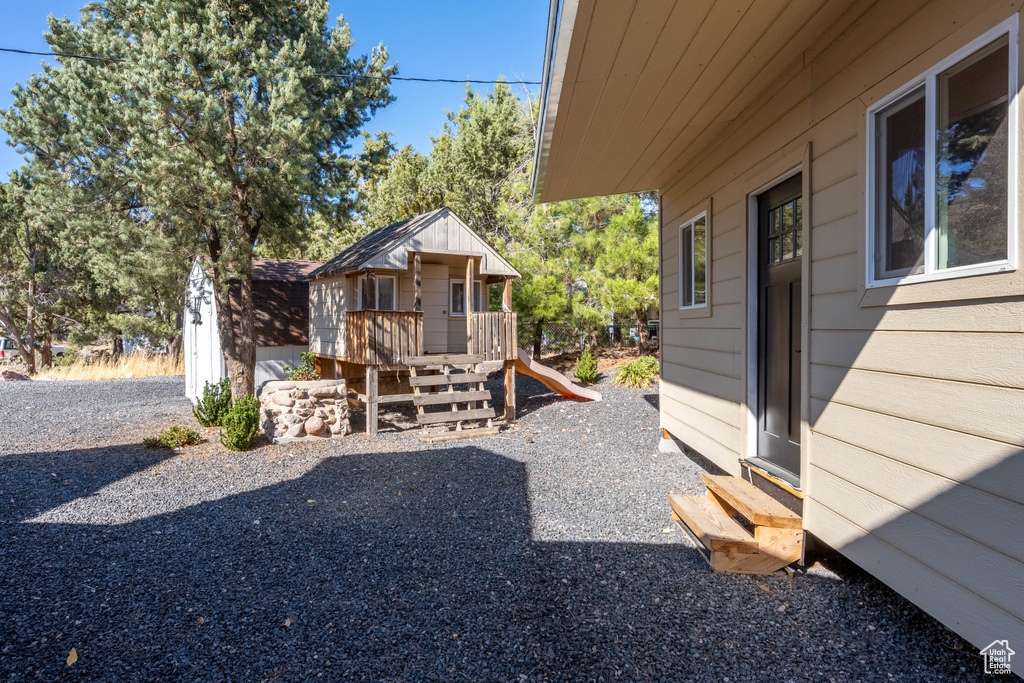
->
(658, 1, 1024, 651)
(309, 275, 347, 359)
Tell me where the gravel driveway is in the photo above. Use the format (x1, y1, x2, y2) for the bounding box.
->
(0, 374, 981, 681)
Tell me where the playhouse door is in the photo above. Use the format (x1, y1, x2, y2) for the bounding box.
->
(757, 175, 803, 479)
(420, 264, 448, 353)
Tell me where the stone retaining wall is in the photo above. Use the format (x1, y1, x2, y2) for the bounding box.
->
(258, 380, 351, 443)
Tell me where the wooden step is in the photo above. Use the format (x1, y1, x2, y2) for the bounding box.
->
(413, 389, 492, 406)
(408, 372, 489, 387)
(416, 407, 495, 426)
(703, 474, 802, 529)
(417, 425, 500, 443)
(667, 494, 758, 555)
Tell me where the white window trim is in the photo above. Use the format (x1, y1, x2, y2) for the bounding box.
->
(450, 278, 467, 317)
(450, 279, 485, 316)
(865, 16, 1019, 289)
(357, 274, 396, 310)
(679, 211, 708, 310)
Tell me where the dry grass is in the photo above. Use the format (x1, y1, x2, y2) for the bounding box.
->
(37, 352, 184, 381)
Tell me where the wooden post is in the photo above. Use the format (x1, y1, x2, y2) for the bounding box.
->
(504, 359, 516, 422)
(502, 278, 515, 421)
(366, 269, 376, 310)
(365, 364, 378, 436)
(413, 253, 422, 312)
(465, 256, 473, 354)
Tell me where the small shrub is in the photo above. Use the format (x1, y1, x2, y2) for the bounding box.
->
(574, 348, 598, 384)
(283, 351, 321, 381)
(220, 394, 261, 451)
(53, 345, 80, 368)
(143, 425, 203, 449)
(613, 355, 659, 388)
(193, 377, 232, 427)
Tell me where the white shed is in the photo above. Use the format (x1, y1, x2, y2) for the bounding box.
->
(183, 257, 322, 401)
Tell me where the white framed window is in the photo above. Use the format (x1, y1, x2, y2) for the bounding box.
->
(679, 212, 708, 309)
(358, 275, 396, 311)
(450, 279, 485, 316)
(867, 17, 1018, 288)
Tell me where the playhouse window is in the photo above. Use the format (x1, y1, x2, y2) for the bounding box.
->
(679, 212, 707, 309)
(358, 275, 396, 310)
(868, 22, 1017, 287)
(451, 280, 485, 316)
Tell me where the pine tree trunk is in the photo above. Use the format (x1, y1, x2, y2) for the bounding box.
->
(635, 309, 650, 350)
(39, 336, 53, 369)
(212, 266, 257, 400)
(24, 281, 36, 375)
(166, 333, 183, 360)
(533, 320, 543, 358)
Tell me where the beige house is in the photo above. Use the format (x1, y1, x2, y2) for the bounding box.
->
(532, 0, 1023, 657)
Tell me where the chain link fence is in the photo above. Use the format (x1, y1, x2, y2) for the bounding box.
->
(517, 320, 659, 358)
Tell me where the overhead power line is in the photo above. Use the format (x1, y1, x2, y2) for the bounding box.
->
(0, 46, 541, 84)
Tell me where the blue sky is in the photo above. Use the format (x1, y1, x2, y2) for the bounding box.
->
(0, 1, 548, 176)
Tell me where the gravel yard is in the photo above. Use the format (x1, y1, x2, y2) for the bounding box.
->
(0, 374, 980, 681)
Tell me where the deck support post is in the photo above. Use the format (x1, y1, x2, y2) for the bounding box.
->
(502, 278, 515, 421)
(414, 253, 422, 312)
(465, 256, 473, 354)
(365, 364, 378, 436)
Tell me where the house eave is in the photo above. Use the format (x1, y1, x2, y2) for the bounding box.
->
(530, 0, 577, 204)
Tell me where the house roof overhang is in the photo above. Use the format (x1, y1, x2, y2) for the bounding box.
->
(530, 0, 857, 204)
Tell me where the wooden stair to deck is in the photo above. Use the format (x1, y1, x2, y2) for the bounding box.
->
(408, 355, 499, 443)
(669, 474, 803, 575)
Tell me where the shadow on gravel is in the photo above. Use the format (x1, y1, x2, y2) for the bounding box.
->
(0, 444, 175, 524)
(512, 374, 585, 420)
(0, 445, 980, 682)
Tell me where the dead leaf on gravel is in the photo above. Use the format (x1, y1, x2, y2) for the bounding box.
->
(758, 584, 771, 593)
(66, 648, 77, 666)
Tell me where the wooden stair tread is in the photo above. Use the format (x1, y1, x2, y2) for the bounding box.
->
(417, 425, 500, 443)
(416, 407, 495, 425)
(703, 474, 802, 529)
(413, 389, 491, 406)
(408, 372, 489, 387)
(668, 494, 758, 554)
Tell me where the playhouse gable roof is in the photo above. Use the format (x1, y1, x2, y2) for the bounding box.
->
(310, 207, 520, 281)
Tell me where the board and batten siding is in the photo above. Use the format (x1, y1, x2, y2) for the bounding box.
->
(309, 275, 346, 359)
(659, 1, 1024, 652)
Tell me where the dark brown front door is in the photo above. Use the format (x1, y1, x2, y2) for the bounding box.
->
(757, 175, 803, 478)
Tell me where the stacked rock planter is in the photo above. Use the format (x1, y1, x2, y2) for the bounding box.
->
(258, 380, 351, 443)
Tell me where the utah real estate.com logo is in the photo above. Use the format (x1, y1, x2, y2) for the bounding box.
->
(981, 640, 1014, 675)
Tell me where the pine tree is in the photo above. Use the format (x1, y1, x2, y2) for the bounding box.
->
(3, 0, 394, 397)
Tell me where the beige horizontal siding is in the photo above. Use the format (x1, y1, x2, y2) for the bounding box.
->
(811, 330, 1024, 389)
(810, 400, 1024, 506)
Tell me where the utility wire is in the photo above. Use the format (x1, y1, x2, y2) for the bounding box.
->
(0, 46, 541, 84)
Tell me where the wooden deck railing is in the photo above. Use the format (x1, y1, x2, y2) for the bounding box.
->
(467, 311, 517, 361)
(345, 310, 424, 366)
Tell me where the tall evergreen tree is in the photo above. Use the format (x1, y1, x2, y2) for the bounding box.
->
(4, 0, 394, 397)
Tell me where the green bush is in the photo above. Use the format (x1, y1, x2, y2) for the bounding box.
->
(54, 345, 80, 367)
(574, 348, 598, 384)
(193, 377, 232, 427)
(220, 394, 261, 451)
(613, 355, 659, 388)
(283, 351, 321, 381)
(143, 425, 203, 449)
